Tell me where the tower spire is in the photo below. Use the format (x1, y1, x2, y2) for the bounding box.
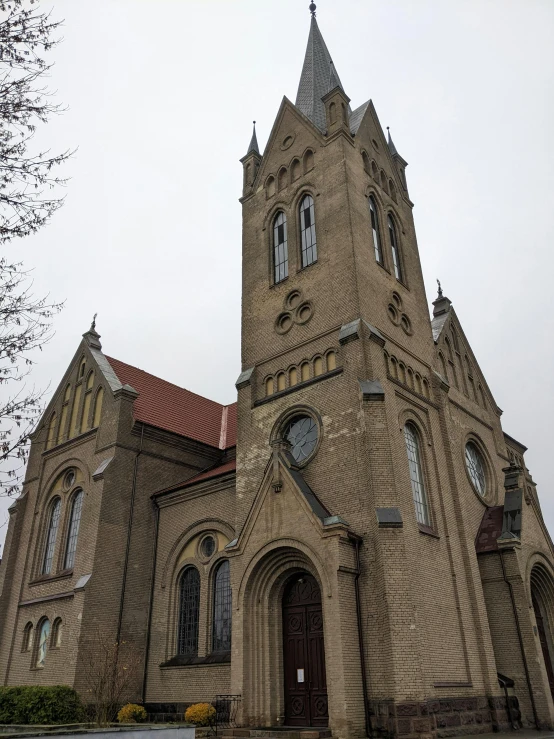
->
(295, 9, 351, 132)
(246, 121, 259, 156)
(387, 126, 399, 156)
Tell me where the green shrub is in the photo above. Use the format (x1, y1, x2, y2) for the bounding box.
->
(0, 685, 83, 725)
(117, 704, 148, 724)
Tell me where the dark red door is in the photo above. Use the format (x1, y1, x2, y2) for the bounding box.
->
(533, 591, 554, 700)
(283, 574, 328, 727)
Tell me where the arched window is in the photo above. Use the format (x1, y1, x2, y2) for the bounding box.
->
(46, 413, 57, 451)
(177, 567, 200, 655)
(369, 196, 383, 264)
(36, 618, 50, 667)
(380, 171, 389, 194)
(299, 195, 317, 267)
(78, 359, 86, 379)
(57, 385, 71, 444)
(278, 167, 288, 191)
(266, 175, 276, 199)
(291, 158, 301, 182)
(289, 367, 298, 387)
(404, 423, 430, 526)
(301, 362, 310, 382)
(51, 618, 62, 648)
(388, 215, 402, 281)
(314, 357, 323, 377)
(69, 383, 82, 439)
(273, 212, 288, 284)
(93, 386, 104, 428)
(64, 490, 84, 570)
(362, 151, 370, 174)
(22, 622, 33, 652)
(213, 560, 232, 652)
(42, 498, 61, 575)
(277, 372, 286, 392)
(326, 351, 337, 372)
(265, 377, 274, 397)
(303, 149, 314, 173)
(81, 371, 95, 431)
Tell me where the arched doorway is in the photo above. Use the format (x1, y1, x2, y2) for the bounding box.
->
(531, 562, 554, 702)
(282, 573, 328, 727)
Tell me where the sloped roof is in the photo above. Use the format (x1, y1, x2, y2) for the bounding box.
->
(475, 506, 503, 553)
(349, 100, 370, 136)
(105, 356, 236, 449)
(296, 16, 350, 132)
(181, 459, 236, 488)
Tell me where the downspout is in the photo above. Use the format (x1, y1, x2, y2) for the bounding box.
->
(141, 496, 160, 703)
(352, 534, 371, 737)
(498, 549, 539, 729)
(117, 424, 145, 643)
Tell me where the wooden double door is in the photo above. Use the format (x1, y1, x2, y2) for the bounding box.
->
(282, 573, 328, 727)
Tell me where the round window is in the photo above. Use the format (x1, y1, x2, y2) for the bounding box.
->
(465, 442, 486, 495)
(285, 415, 318, 464)
(200, 535, 216, 560)
(64, 469, 76, 490)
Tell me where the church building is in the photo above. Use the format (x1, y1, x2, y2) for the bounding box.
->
(1, 6, 554, 738)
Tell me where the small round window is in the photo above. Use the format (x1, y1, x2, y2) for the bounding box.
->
(63, 469, 76, 490)
(465, 442, 486, 496)
(285, 415, 318, 464)
(200, 535, 216, 560)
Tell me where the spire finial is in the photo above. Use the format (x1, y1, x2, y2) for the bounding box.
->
(437, 279, 443, 298)
(309, 2, 317, 17)
(91, 313, 97, 331)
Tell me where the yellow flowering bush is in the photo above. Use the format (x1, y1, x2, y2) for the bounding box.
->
(117, 703, 148, 723)
(184, 703, 215, 726)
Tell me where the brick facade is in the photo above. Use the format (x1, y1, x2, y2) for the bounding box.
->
(1, 9, 553, 739)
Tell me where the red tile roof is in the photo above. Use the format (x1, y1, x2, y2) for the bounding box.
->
(105, 356, 236, 449)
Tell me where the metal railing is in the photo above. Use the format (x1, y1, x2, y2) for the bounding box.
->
(208, 695, 241, 736)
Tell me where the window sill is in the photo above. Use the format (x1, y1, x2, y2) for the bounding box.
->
(270, 277, 289, 290)
(29, 570, 73, 587)
(160, 652, 231, 669)
(418, 523, 440, 539)
(376, 260, 390, 275)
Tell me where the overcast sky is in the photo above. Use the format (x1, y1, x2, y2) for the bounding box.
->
(1, 0, 553, 548)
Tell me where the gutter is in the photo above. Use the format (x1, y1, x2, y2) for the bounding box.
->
(351, 534, 371, 737)
(141, 496, 160, 703)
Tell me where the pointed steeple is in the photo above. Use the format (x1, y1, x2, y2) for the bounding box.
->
(296, 9, 351, 132)
(246, 121, 259, 157)
(432, 280, 452, 317)
(83, 314, 101, 349)
(387, 127, 398, 156)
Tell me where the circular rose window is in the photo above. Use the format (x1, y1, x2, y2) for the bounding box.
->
(465, 442, 486, 496)
(285, 416, 318, 464)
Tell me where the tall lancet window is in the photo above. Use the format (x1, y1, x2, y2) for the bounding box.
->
(404, 423, 430, 526)
(369, 196, 383, 264)
(42, 498, 61, 575)
(177, 567, 200, 655)
(388, 215, 402, 281)
(300, 195, 317, 267)
(212, 560, 232, 652)
(273, 211, 288, 283)
(64, 490, 84, 570)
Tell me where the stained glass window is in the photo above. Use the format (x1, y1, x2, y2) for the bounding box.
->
(213, 560, 232, 652)
(178, 567, 200, 655)
(465, 442, 486, 495)
(273, 212, 288, 283)
(300, 195, 317, 267)
(64, 490, 83, 570)
(42, 499, 61, 575)
(388, 215, 402, 281)
(404, 423, 430, 526)
(37, 619, 50, 667)
(369, 196, 383, 264)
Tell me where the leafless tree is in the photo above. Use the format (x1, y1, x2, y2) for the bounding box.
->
(80, 630, 143, 726)
(0, 0, 71, 242)
(0, 259, 62, 496)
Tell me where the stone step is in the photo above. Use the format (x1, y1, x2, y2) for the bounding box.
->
(222, 730, 331, 739)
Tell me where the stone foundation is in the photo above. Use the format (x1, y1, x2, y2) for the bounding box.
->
(368, 695, 520, 738)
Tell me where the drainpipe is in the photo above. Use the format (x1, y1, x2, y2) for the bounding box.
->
(352, 534, 372, 737)
(116, 424, 145, 643)
(498, 549, 539, 729)
(141, 496, 160, 704)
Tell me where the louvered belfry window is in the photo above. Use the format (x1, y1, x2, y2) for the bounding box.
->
(178, 567, 200, 655)
(273, 211, 288, 283)
(213, 560, 232, 652)
(300, 195, 317, 267)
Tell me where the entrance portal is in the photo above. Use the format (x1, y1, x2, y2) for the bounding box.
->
(532, 589, 554, 701)
(282, 573, 328, 727)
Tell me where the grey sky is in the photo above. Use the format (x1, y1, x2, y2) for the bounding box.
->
(1, 0, 553, 549)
